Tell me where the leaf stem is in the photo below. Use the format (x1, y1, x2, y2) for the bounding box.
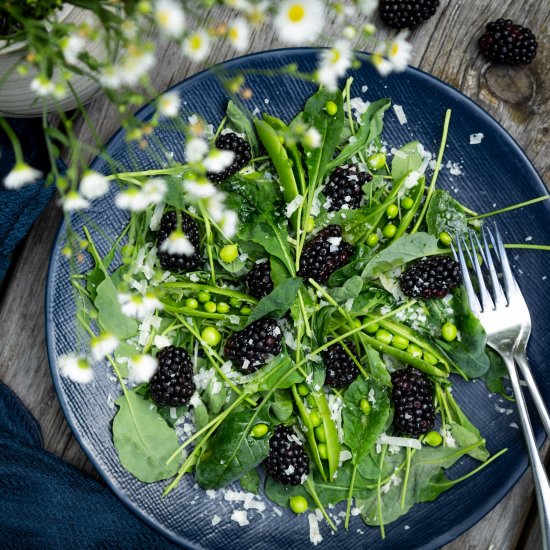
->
(400, 447, 412, 509)
(468, 195, 549, 221)
(376, 444, 387, 539)
(305, 476, 338, 531)
(344, 463, 358, 529)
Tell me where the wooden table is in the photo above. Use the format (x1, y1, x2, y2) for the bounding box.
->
(1, 1, 549, 547)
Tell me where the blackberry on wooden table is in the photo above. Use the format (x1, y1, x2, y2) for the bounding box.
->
(479, 19, 538, 65)
(379, 0, 440, 30)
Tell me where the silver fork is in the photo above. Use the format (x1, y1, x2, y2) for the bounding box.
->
(454, 225, 550, 550)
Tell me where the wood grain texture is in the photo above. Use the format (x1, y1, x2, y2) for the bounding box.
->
(0, 0, 548, 547)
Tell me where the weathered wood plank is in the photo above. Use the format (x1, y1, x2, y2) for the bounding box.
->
(0, 0, 548, 547)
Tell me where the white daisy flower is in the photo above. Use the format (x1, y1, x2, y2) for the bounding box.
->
(159, 229, 195, 256)
(3, 162, 42, 189)
(203, 149, 235, 173)
(317, 39, 352, 90)
(372, 54, 394, 77)
(183, 176, 217, 199)
(90, 333, 119, 362)
(59, 354, 93, 384)
(30, 75, 55, 97)
(52, 83, 68, 100)
(60, 35, 85, 65)
(142, 178, 167, 204)
(119, 49, 156, 87)
(99, 65, 122, 89)
(153, 334, 172, 349)
(219, 210, 238, 239)
(185, 138, 209, 162)
(358, 0, 377, 15)
(227, 17, 250, 51)
(182, 30, 211, 62)
(128, 354, 158, 384)
(302, 127, 321, 148)
(115, 188, 150, 211)
(63, 190, 90, 212)
(204, 192, 225, 222)
(158, 91, 181, 118)
(274, 0, 324, 44)
(119, 292, 163, 319)
(80, 171, 110, 200)
(154, 0, 186, 38)
(387, 32, 412, 73)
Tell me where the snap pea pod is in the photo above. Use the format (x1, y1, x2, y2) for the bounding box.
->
(311, 390, 341, 481)
(254, 118, 300, 229)
(375, 317, 450, 372)
(262, 113, 306, 196)
(393, 177, 426, 239)
(291, 385, 327, 480)
(357, 332, 448, 378)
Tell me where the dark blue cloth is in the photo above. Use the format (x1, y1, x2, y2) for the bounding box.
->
(0, 118, 57, 280)
(0, 381, 182, 549)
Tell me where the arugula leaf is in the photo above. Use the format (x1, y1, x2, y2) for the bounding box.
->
(268, 390, 294, 422)
(327, 98, 391, 171)
(361, 232, 443, 278)
(328, 275, 363, 303)
(365, 346, 392, 387)
(201, 372, 227, 414)
(247, 277, 301, 325)
(426, 189, 468, 237)
(240, 468, 261, 494)
(112, 391, 180, 482)
(264, 475, 313, 507)
(302, 88, 344, 186)
(391, 141, 423, 183)
(481, 349, 510, 397)
(195, 408, 271, 489)
(226, 100, 259, 156)
(343, 378, 390, 464)
(242, 354, 303, 394)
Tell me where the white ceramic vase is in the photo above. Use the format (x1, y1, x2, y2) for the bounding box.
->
(0, 5, 107, 117)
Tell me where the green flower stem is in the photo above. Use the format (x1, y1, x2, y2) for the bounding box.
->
(468, 195, 549, 221)
(297, 289, 313, 338)
(161, 282, 258, 303)
(504, 244, 550, 251)
(198, 202, 216, 285)
(400, 447, 412, 509)
(0, 117, 24, 163)
(344, 463, 358, 530)
(376, 444, 388, 539)
(411, 109, 452, 234)
(105, 165, 192, 181)
(304, 476, 338, 531)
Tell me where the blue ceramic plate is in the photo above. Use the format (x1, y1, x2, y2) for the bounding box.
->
(46, 49, 550, 549)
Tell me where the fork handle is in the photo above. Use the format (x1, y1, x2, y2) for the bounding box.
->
(503, 353, 550, 550)
(515, 353, 550, 441)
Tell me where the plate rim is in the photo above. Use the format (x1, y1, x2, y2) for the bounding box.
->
(45, 46, 548, 550)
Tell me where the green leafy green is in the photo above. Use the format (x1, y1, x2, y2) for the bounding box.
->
(328, 275, 363, 303)
(226, 100, 259, 156)
(240, 468, 261, 494)
(112, 391, 180, 483)
(391, 141, 423, 183)
(481, 349, 510, 397)
(247, 276, 301, 325)
(426, 189, 468, 237)
(243, 354, 303, 394)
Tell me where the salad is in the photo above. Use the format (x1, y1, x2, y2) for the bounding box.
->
(74, 79, 518, 539)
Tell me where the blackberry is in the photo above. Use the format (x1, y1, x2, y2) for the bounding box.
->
(245, 261, 274, 299)
(399, 255, 461, 300)
(150, 346, 196, 407)
(207, 133, 251, 183)
(156, 211, 202, 272)
(298, 225, 354, 284)
(479, 19, 538, 65)
(322, 341, 360, 388)
(379, 0, 439, 30)
(323, 165, 372, 211)
(264, 425, 310, 485)
(224, 318, 282, 373)
(391, 367, 435, 436)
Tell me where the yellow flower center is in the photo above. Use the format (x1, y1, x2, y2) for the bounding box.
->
(229, 27, 239, 41)
(389, 43, 400, 57)
(288, 4, 305, 23)
(157, 11, 169, 26)
(330, 49, 341, 64)
(190, 35, 202, 50)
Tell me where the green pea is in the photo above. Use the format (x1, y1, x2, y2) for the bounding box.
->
(219, 244, 239, 263)
(240, 306, 252, 315)
(298, 383, 309, 396)
(251, 423, 269, 438)
(382, 223, 397, 239)
(315, 425, 327, 442)
(423, 351, 438, 365)
(216, 302, 230, 314)
(375, 329, 393, 345)
(386, 204, 399, 219)
(360, 398, 371, 415)
(309, 410, 322, 428)
(198, 291, 210, 303)
(367, 152, 386, 170)
(366, 233, 379, 248)
(185, 297, 199, 310)
(401, 197, 415, 210)
(204, 301, 217, 313)
(439, 232, 452, 246)
(325, 100, 338, 115)
(364, 321, 379, 334)
(201, 326, 221, 346)
(289, 495, 308, 514)
(391, 334, 409, 350)
(424, 431, 443, 447)
(229, 297, 242, 308)
(318, 442, 328, 460)
(441, 321, 458, 342)
(406, 344, 423, 358)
